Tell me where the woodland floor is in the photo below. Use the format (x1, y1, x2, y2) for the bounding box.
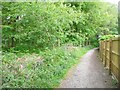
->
(59, 48, 118, 88)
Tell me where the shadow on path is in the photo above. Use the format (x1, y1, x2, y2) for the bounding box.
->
(59, 48, 117, 88)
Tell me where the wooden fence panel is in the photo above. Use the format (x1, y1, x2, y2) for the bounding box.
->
(99, 37, 120, 83)
(111, 39, 119, 81)
(106, 40, 110, 69)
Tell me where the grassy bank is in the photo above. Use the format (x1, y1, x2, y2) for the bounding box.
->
(2, 46, 92, 88)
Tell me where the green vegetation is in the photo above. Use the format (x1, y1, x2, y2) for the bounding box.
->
(2, 46, 91, 88)
(99, 35, 116, 41)
(2, 2, 118, 50)
(1, 1, 118, 88)
(99, 35, 120, 41)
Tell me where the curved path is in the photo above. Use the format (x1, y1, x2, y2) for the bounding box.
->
(59, 48, 117, 88)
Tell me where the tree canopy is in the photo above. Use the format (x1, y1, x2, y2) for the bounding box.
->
(2, 2, 118, 51)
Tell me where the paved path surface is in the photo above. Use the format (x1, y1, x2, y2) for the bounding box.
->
(59, 48, 117, 88)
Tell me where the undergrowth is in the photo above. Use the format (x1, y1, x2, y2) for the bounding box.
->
(2, 45, 92, 88)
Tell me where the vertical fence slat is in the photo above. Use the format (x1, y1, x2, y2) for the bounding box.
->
(102, 41, 104, 62)
(109, 39, 112, 75)
(100, 42, 101, 60)
(118, 37, 120, 87)
(101, 41, 103, 62)
(104, 40, 107, 67)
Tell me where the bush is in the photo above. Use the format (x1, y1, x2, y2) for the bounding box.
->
(99, 35, 116, 41)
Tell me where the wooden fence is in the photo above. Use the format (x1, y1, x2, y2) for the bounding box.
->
(99, 37, 120, 83)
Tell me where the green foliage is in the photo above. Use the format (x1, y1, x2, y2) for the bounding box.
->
(90, 36, 99, 47)
(2, 2, 118, 50)
(2, 46, 91, 88)
(2, 2, 81, 50)
(99, 35, 116, 41)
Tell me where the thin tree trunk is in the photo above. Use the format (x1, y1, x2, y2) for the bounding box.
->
(11, 37, 15, 47)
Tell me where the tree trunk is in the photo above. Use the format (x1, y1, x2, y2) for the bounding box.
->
(11, 37, 15, 47)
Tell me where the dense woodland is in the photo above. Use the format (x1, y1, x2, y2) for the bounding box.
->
(2, 2, 118, 51)
(1, 1, 118, 88)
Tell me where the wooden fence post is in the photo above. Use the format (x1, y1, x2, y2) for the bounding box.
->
(104, 40, 107, 67)
(100, 41, 102, 61)
(99, 41, 101, 59)
(118, 37, 120, 87)
(109, 39, 112, 75)
(101, 41, 103, 62)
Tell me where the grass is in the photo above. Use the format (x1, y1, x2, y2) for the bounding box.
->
(2, 45, 92, 88)
(111, 76, 119, 87)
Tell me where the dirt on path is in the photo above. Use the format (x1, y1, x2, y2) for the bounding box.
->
(59, 48, 117, 88)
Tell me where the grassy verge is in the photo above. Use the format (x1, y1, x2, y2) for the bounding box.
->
(2, 45, 92, 88)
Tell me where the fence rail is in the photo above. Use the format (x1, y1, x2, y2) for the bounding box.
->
(99, 37, 120, 83)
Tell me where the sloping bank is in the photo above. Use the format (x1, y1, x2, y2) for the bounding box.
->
(2, 45, 92, 88)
